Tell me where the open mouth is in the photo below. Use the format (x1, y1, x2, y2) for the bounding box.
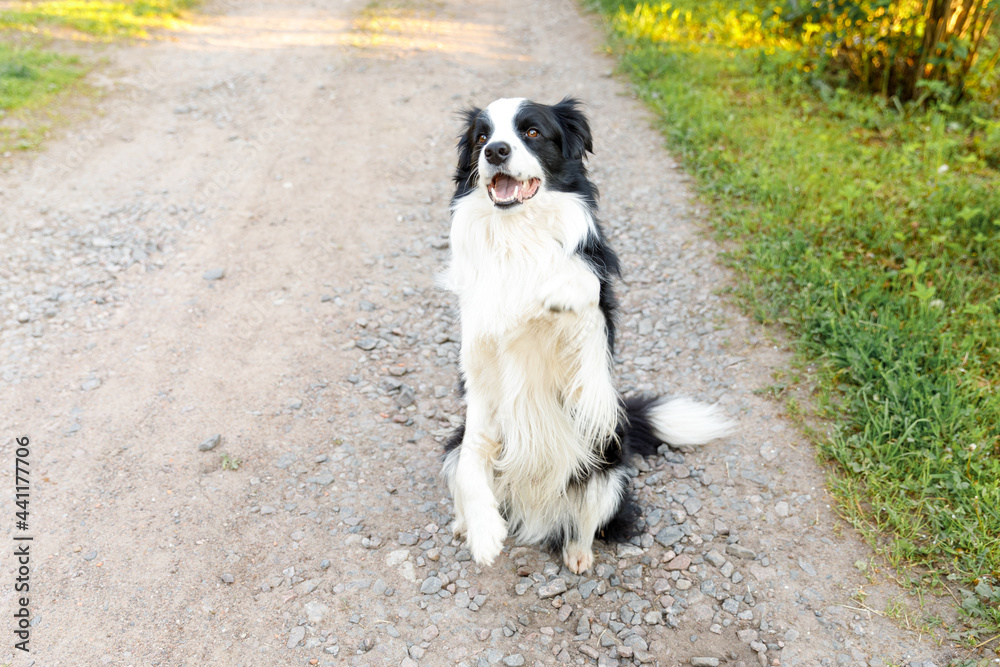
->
(487, 174, 540, 207)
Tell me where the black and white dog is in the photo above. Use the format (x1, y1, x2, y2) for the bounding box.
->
(440, 97, 732, 574)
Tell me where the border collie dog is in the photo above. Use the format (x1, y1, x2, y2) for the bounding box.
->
(440, 97, 732, 574)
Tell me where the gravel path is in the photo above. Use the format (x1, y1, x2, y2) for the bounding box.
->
(0, 0, 976, 665)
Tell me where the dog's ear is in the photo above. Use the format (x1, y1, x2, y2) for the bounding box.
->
(552, 97, 593, 160)
(455, 106, 482, 173)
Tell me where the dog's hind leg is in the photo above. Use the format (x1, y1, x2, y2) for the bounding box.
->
(563, 469, 629, 574)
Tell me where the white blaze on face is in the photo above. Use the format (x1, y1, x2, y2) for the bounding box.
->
(480, 97, 545, 186)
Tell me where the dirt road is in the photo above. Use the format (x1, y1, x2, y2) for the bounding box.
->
(0, 0, 978, 665)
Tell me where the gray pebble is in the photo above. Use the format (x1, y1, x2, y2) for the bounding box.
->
(286, 626, 305, 648)
(655, 526, 684, 548)
(198, 434, 221, 451)
(220, 573, 234, 584)
(537, 578, 567, 599)
(356, 337, 378, 350)
(704, 549, 726, 568)
(726, 544, 756, 559)
(420, 576, 443, 595)
(202, 267, 225, 281)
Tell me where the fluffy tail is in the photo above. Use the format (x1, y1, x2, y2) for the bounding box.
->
(622, 395, 734, 456)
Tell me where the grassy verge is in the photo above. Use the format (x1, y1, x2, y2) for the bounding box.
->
(0, 1, 199, 153)
(591, 0, 1000, 647)
(0, 1, 197, 39)
(0, 43, 87, 150)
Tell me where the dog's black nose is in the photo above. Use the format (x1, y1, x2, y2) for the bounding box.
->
(483, 141, 511, 165)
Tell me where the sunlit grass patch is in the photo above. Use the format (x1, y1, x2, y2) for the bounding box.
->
(593, 0, 1000, 644)
(0, 0, 198, 39)
(0, 44, 88, 151)
(0, 1, 199, 153)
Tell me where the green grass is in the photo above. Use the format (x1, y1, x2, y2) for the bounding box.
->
(0, 1, 199, 152)
(591, 0, 1000, 645)
(0, 1, 198, 39)
(0, 44, 87, 151)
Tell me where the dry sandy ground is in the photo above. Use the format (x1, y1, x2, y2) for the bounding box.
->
(0, 0, 991, 666)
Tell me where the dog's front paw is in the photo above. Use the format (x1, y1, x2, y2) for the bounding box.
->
(465, 506, 507, 566)
(539, 273, 599, 314)
(451, 516, 467, 539)
(563, 544, 594, 574)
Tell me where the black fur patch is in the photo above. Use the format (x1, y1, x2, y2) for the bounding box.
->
(576, 227, 621, 351)
(452, 106, 486, 203)
(443, 421, 465, 455)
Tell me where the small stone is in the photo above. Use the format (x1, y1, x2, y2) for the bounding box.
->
(784, 628, 799, 642)
(690, 659, 720, 667)
(385, 549, 409, 566)
(83, 551, 97, 561)
(774, 501, 790, 517)
(420, 576, 443, 595)
(503, 655, 525, 667)
(422, 624, 439, 642)
(683, 497, 702, 515)
(674, 578, 692, 591)
(798, 557, 817, 577)
(617, 543, 644, 557)
(198, 434, 221, 451)
(356, 337, 378, 350)
(304, 601, 328, 622)
(580, 645, 600, 660)
(665, 554, 691, 570)
(287, 626, 305, 648)
(202, 267, 225, 281)
(16, 312, 30, 324)
(704, 550, 726, 568)
(737, 629, 758, 643)
(726, 544, 756, 559)
(306, 472, 334, 486)
(538, 578, 567, 599)
(220, 573, 234, 584)
(655, 526, 684, 548)
(81, 379, 101, 391)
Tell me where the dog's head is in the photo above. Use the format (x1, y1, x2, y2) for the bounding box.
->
(453, 97, 594, 209)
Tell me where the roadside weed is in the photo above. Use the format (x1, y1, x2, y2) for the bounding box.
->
(591, 0, 1000, 641)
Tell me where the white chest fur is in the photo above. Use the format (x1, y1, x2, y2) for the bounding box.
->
(443, 191, 620, 509)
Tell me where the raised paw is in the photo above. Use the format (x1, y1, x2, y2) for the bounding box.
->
(563, 544, 594, 574)
(465, 505, 507, 566)
(538, 272, 599, 314)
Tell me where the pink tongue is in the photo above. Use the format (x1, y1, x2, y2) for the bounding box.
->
(493, 175, 518, 199)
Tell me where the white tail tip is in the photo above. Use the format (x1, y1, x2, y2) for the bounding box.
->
(649, 397, 735, 446)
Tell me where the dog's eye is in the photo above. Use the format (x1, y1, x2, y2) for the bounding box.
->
(526, 128, 540, 138)
(476, 133, 487, 144)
